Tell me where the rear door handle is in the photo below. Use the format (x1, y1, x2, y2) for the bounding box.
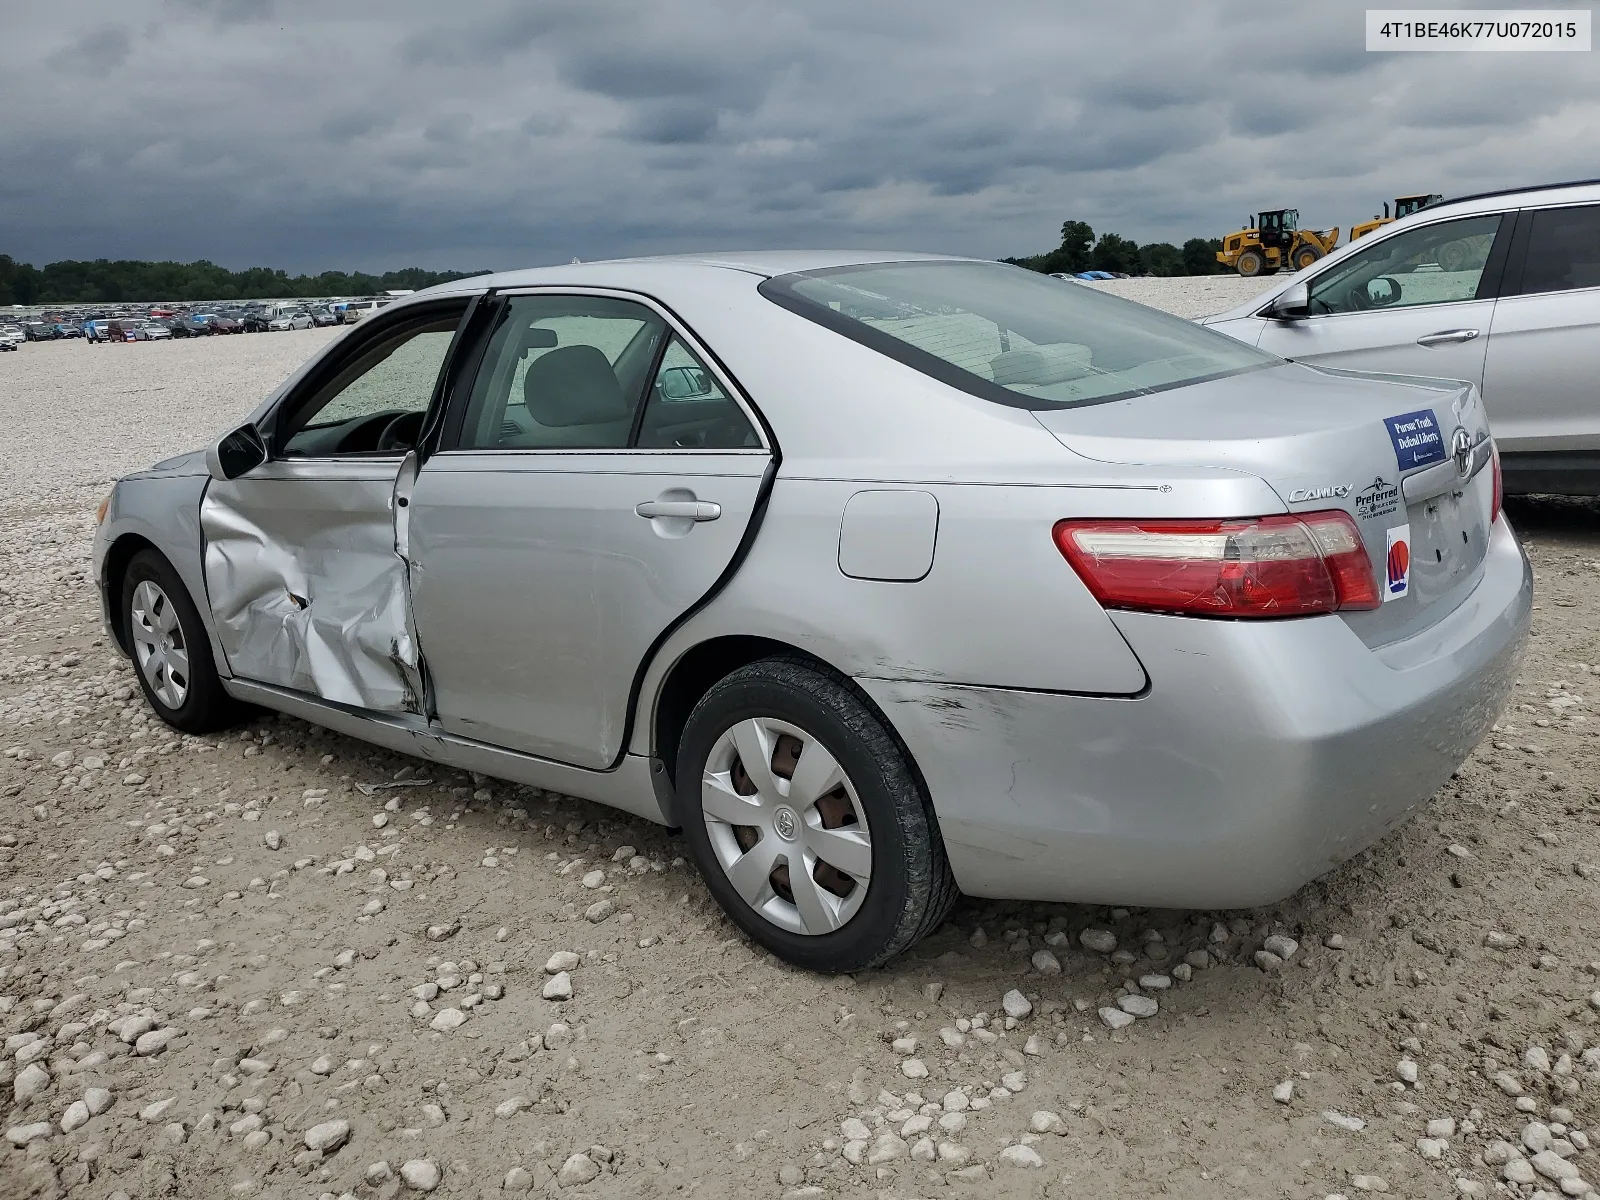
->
(1416, 328, 1480, 347)
(635, 500, 721, 521)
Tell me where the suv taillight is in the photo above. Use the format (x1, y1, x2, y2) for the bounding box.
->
(1054, 511, 1381, 618)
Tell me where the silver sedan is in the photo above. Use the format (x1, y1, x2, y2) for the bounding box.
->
(92, 253, 1531, 972)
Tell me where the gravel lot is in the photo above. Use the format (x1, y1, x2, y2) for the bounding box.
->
(4, 284, 1600, 1200)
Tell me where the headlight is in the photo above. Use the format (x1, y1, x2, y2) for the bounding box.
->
(95, 491, 112, 525)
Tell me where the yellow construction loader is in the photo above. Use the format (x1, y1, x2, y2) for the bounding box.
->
(1350, 193, 1444, 241)
(1216, 209, 1340, 277)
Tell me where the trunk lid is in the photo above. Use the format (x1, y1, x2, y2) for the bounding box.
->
(1031, 362, 1496, 647)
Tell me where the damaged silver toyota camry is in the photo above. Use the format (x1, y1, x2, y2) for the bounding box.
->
(93, 253, 1531, 972)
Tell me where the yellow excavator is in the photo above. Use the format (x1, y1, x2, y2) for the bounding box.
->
(1216, 209, 1340, 277)
(1350, 193, 1445, 241)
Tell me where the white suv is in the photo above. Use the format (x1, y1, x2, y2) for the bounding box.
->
(1205, 178, 1600, 495)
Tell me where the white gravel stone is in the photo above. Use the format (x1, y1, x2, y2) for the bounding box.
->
(1273, 1081, 1294, 1104)
(304, 1119, 351, 1152)
(1099, 1007, 1135, 1030)
(60, 1100, 90, 1132)
(401, 1158, 442, 1191)
(1117, 994, 1158, 1018)
(556, 1153, 599, 1186)
(545, 951, 580, 973)
(83, 1087, 112, 1116)
(14, 1062, 50, 1103)
(1030, 1110, 1066, 1134)
(6, 1122, 53, 1146)
(1427, 1118, 1457, 1139)
(1002, 989, 1032, 1019)
(1030, 949, 1061, 975)
(543, 972, 573, 1001)
(998, 1143, 1044, 1168)
(901, 1058, 928, 1079)
(1079, 928, 1117, 954)
(1262, 934, 1299, 960)
(1323, 1110, 1366, 1133)
(430, 1008, 468, 1032)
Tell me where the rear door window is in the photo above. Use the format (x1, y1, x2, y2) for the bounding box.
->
(455, 295, 667, 450)
(1515, 205, 1600, 295)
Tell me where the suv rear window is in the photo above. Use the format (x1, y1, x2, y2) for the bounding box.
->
(759, 260, 1276, 409)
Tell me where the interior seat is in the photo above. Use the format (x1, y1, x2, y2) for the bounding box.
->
(515, 345, 636, 447)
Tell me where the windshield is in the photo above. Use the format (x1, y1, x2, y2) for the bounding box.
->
(759, 260, 1277, 408)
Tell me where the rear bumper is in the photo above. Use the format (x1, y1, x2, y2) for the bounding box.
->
(861, 516, 1531, 909)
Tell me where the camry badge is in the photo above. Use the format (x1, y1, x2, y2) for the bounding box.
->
(1288, 484, 1351, 503)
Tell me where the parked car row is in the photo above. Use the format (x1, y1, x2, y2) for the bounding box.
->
(6, 296, 393, 347)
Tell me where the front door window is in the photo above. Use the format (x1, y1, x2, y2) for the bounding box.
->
(1308, 214, 1503, 316)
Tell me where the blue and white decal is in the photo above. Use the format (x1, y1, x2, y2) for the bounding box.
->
(1383, 409, 1446, 471)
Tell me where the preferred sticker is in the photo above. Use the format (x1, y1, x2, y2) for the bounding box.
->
(1385, 524, 1412, 601)
(1384, 409, 1446, 470)
(1354, 476, 1400, 520)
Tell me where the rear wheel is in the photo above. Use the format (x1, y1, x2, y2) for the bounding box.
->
(121, 550, 246, 734)
(1292, 243, 1323, 270)
(1236, 249, 1265, 277)
(677, 657, 958, 972)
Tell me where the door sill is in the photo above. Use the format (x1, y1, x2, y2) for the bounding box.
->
(222, 679, 671, 825)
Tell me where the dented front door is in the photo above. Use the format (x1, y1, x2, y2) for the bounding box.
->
(201, 458, 423, 711)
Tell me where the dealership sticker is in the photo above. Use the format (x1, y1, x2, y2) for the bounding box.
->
(1354, 476, 1400, 520)
(1385, 524, 1412, 600)
(1383, 409, 1446, 470)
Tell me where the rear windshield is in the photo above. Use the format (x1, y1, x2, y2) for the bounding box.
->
(759, 260, 1277, 409)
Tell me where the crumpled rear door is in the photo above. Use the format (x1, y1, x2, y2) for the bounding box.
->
(201, 458, 423, 712)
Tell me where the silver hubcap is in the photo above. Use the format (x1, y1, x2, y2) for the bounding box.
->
(129, 580, 189, 709)
(702, 717, 873, 936)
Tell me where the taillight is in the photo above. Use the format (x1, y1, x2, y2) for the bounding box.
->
(1053, 510, 1381, 618)
(1490, 440, 1503, 523)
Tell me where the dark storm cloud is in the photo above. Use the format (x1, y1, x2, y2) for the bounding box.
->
(46, 26, 132, 74)
(3, 0, 1595, 273)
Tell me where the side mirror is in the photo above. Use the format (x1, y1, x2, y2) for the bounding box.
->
(207, 423, 267, 481)
(1265, 282, 1310, 321)
(1366, 276, 1403, 308)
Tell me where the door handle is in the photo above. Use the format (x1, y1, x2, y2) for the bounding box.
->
(1416, 328, 1480, 347)
(635, 500, 721, 521)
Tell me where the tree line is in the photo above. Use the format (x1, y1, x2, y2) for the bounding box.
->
(0, 256, 492, 306)
(1005, 220, 1229, 277)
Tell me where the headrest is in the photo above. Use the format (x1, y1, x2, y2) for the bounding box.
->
(990, 342, 1094, 387)
(523, 345, 630, 427)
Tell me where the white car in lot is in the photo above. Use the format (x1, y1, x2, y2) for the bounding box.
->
(268, 311, 314, 332)
(1204, 178, 1600, 496)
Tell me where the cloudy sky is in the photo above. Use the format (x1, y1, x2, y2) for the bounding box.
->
(4, 0, 1597, 272)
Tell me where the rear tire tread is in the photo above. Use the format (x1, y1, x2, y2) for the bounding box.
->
(678, 654, 959, 971)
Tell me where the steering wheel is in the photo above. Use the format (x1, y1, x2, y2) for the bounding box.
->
(1346, 284, 1372, 312)
(377, 411, 425, 452)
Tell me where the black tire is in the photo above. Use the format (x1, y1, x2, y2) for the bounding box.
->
(1236, 249, 1265, 277)
(1292, 244, 1323, 270)
(120, 549, 247, 734)
(676, 656, 959, 972)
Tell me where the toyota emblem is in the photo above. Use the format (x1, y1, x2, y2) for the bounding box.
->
(1450, 427, 1473, 479)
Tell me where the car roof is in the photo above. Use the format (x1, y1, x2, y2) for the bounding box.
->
(428, 250, 979, 295)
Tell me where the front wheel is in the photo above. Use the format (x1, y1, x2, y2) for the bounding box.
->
(1292, 244, 1323, 270)
(121, 550, 247, 734)
(1236, 249, 1265, 277)
(676, 657, 958, 972)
